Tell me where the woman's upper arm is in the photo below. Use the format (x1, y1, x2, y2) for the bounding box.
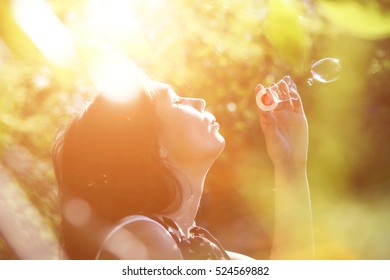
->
(98, 219, 183, 260)
(226, 251, 254, 260)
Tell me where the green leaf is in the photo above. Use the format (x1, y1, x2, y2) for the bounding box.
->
(263, 0, 311, 70)
(318, 1, 390, 40)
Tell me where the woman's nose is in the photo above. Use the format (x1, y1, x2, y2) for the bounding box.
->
(189, 98, 206, 112)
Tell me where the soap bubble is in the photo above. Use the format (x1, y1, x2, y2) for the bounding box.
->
(308, 57, 341, 86)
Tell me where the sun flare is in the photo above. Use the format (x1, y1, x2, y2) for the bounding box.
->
(87, 47, 148, 103)
(11, 0, 75, 66)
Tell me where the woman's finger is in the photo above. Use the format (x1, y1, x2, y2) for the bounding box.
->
(290, 87, 305, 114)
(274, 80, 292, 111)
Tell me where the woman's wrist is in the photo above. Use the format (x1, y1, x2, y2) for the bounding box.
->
(273, 162, 309, 192)
(273, 162, 307, 178)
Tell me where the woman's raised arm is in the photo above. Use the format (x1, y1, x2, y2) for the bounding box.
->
(255, 82, 315, 259)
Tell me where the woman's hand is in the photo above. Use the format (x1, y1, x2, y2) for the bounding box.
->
(255, 81, 308, 170)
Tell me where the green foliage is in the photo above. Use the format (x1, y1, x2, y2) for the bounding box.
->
(318, 0, 390, 40)
(263, 0, 311, 71)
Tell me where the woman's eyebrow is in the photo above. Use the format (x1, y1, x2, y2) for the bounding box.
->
(166, 88, 180, 101)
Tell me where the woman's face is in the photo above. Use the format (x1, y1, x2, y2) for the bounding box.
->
(153, 83, 225, 168)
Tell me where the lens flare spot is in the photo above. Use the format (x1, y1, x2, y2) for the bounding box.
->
(63, 198, 92, 227)
(227, 102, 237, 112)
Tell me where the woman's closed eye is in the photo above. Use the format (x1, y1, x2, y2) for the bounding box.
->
(173, 98, 184, 105)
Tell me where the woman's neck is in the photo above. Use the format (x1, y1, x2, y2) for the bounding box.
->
(165, 161, 210, 237)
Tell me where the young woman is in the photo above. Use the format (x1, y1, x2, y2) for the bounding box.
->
(52, 75, 314, 260)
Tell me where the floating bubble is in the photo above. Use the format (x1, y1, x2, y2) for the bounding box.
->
(308, 57, 341, 85)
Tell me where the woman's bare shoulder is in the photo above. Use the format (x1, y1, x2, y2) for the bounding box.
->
(97, 215, 183, 260)
(226, 251, 254, 260)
